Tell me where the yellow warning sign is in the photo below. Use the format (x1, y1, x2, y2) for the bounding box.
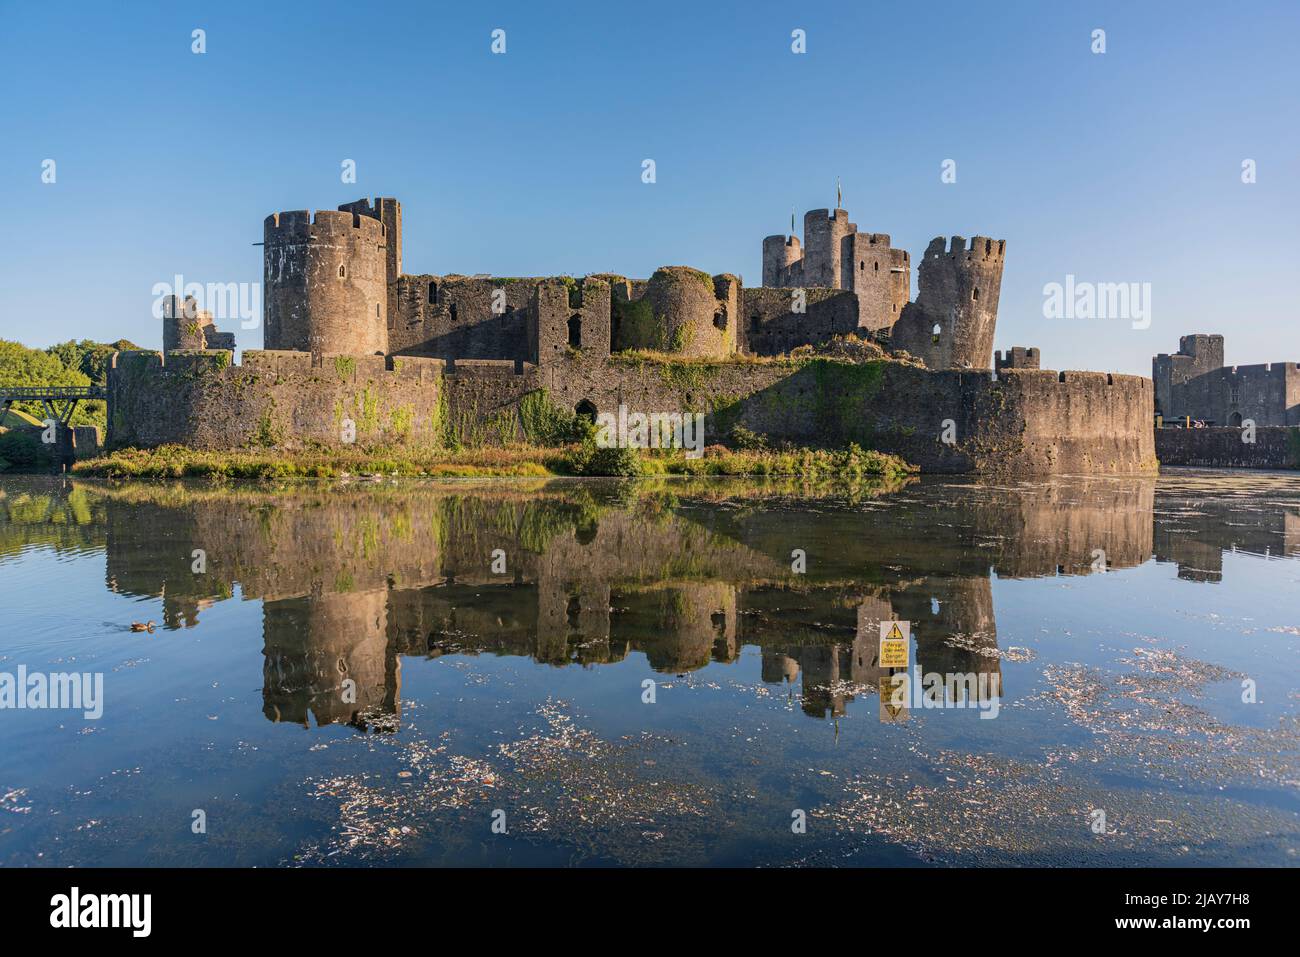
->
(879, 672, 909, 722)
(878, 620, 910, 669)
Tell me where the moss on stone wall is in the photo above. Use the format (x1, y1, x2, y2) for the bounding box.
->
(807, 359, 886, 445)
(611, 296, 657, 351)
(356, 388, 380, 434)
(389, 404, 414, 440)
(519, 388, 578, 446)
(334, 356, 356, 381)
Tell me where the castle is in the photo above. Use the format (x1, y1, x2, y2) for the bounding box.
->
(110, 196, 1156, 475)
(1154, 334, 1299, 427)
(246, 198, 1018, 370)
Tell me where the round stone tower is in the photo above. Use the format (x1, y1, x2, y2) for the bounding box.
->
(263, 209, 389, 355)
(641, 266, 733, 358)
(762, 234, 801, 287)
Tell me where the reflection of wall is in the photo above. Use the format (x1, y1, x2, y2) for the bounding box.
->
(73, 475, 1300, 735)
(760, 581, 1001, 718)
(1154, 501, 1300, 583)
(262, 588, 399, 731)
(619, 583, 737, 673)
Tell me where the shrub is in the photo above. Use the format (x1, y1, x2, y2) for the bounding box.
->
(729, 424, 769, 451)
(574, 440, 642, 476)
(0, 430, 56, 470)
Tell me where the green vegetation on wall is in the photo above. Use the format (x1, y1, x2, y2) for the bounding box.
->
(611, 296, 657, 352)
(519, 388, 581, 446)
(807, 359, 887, 445)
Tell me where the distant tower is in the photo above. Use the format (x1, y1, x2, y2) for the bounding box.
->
(263, 207, 390, 355)
(762, 234, 801, 286)
(802, 208, 853, 288)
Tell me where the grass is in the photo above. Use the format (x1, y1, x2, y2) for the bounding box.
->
(73, 441, 917, 482)
(74, 444, 562, 480)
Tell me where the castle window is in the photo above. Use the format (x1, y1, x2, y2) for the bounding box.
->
(972, 288, 979, 301)
(338, 265, 346, 278)
(575, 399, 597, 422)
(376, 303, 380, 317)
(1230, 384, 1240, 404)
(713, 309, 727, 331)
(568, 314, 582, 349)
(874, 261, 879, 272)
(428, 281, 438, 304)
(750, 315, 761, 333)
(932, 323, 942, 344)
(450, 303, 458, 323)
(1230, 412, 1243, 427)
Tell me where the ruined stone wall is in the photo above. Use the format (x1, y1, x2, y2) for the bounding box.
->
(389, 275, 537, 362)
(740, 287, 859, 356)
(161, 295, 236, 353)
(107, 345, 1155, 476)
(890, 236, 1006, 369)
(538, 357, 1155, 475)
(846, 233, 909, 332)
(1155, 426, 1300, 469)
(263, 210, 389, 356)
(441, 362, 542, 446)
(533, 277, 612, 366)
(106, 349, 443, 449)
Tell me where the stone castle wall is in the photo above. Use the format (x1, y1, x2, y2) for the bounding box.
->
(536, 358, 1155, 474)
(1155, 426, 1300, 469)
(1153, 334, 1299, 426)
(107, 349, 445, 449)
(108, 348, 1155, 475)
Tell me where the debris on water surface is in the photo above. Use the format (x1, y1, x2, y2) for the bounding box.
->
(292, 698, 722, 866)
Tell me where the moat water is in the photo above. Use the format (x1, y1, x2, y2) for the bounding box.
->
(0, 470, 1297, 867)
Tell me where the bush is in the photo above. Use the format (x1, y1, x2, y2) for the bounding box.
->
(0, 430, 56, 470)
(729, 424, 769, 451)
(575, 440, 642, 476)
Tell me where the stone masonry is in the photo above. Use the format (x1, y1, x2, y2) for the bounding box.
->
(105, 196, 1156, 475)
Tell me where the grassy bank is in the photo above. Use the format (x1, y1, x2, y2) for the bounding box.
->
(71, 442, 916, 482)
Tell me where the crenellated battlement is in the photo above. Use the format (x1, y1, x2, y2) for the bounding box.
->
(264, 208, 387, 243)
(926, 235, 1007, 261)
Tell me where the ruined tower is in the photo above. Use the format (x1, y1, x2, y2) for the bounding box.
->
(263, 207, 390, 355)
(891, 236, 1006, 369)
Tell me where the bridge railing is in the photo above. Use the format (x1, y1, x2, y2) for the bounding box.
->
(0, 386, 106, 399)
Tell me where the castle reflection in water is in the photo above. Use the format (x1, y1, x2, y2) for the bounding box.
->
(14, 473, 1299, 731)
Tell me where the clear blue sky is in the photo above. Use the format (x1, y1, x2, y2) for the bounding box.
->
(1, 0, 1296, 375)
